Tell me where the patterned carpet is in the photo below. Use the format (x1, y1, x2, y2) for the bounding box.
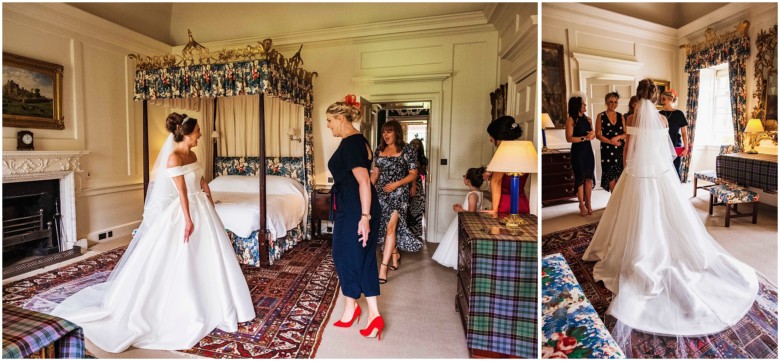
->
(2, 240, 340, 358)
(542, 223, 778, 358)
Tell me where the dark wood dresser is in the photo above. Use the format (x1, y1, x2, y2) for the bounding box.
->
(542, 148, 576, 203)
(311, 188, 332, 237)
(456, 212, 537, 358)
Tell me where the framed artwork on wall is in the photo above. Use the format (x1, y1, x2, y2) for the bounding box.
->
(2, 52, 64, 130)
(490, 83, 507, 120)
(541, 42, 567, 128)
(653, 79, 670, 109)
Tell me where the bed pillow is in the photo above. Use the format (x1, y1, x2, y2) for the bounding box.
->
(209, 175, 304, 197)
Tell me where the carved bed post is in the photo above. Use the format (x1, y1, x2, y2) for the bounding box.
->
(258, 93, 269, 266)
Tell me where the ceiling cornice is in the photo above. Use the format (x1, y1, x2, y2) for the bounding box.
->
(677, 3, 777, 44)
(4, 3, 171, 55)
(173, 11, 490, 52)
(543, 3, 678, 46)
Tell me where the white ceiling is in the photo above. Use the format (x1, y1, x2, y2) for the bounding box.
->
(68, 2, 491, 46)
(583, 2, 730, 29)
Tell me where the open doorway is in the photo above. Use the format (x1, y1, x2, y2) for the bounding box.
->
(360, 100, 431, 241)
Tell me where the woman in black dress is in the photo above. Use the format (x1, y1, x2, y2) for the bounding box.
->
(326, 97, 384, 339)
(371, 120, 420, 284)
(565, 95, 596, 216)
(407, 138, 427, 239)
(595, 92, 627, 192)
(659, 90, 688, 180)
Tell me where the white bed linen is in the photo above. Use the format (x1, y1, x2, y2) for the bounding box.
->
(209, 175, 308, 239)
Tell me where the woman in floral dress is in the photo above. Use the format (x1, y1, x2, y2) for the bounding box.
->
(371, 120, 420, 283)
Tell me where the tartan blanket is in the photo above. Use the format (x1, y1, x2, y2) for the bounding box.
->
(717, 153, 777, 192)
(2, 304, 85, 358)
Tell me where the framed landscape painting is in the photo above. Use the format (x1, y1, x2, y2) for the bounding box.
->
(3, 52, 64, 129)
(541, 42, 567, 128)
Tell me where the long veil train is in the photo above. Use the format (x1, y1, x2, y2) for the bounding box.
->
(582, 99, 772, 357)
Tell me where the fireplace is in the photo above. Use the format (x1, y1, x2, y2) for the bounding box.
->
(2, 151, 88, 278)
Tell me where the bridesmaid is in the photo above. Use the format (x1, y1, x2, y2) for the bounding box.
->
(565, 95, 596, 215)
(595, 92, 627, 192)
(485, 116, 529, 216)
(326, 96, 384, 340)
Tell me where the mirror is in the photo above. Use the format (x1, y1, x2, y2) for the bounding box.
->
(751, 25, 778, 132)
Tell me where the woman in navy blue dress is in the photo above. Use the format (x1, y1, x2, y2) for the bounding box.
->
(565, 95, 596, 216)
(326, 96, 384, 340)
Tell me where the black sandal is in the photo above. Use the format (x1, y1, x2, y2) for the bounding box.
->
(379, 263, 389, 284)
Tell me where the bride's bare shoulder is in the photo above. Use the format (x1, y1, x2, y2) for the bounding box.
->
(167, 152, 183, 168)
(659, 114, 669, 128)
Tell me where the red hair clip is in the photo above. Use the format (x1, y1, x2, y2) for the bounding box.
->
(668, 88, 678, 99)
(345, 94, 361, 108)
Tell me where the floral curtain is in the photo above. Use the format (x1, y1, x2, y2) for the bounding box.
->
(681, 36, 750, 182)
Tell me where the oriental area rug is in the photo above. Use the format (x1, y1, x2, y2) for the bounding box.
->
(2, 240, 340, 358)
(542, 223, 778, 358)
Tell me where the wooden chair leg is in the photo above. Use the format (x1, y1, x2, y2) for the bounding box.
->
(725, 203, 731, 227)
(752, 202, 759, 224)
(709, 193, 714, 215)
(693, 178, 698, 197)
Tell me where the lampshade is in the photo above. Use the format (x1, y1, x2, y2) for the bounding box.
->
(211, 130, 220, 139)
(541, 113, 555, 129)
(486, 140, 538, 174)
(745, 119, 764, 133)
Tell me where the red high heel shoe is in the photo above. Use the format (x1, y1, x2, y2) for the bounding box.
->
(359, 315, 385, 340)
(333, 305, 361, 327)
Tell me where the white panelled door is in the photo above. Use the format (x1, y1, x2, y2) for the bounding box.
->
(510, 71, 537, 215)
(585, 78, 634, 188)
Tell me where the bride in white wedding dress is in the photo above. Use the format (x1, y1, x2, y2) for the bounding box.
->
(51, 113, 255, 353)
(582, 79, 760, 357)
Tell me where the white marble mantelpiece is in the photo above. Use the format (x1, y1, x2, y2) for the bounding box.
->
(3, 150, 88, 252)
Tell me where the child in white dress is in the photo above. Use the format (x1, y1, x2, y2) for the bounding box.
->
(432, 167, 484, 269)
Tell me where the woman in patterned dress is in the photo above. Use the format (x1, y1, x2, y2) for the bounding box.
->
(370, 120, 420, 283)
(565, 95, 596, 216)
(595, 92, 627, 192)
(407, 138, 427, 239)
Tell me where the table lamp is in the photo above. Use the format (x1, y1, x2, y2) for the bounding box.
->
(541, 113, 555, 151)
(744, 119, 764, 154)
(486, 140, 538, 228)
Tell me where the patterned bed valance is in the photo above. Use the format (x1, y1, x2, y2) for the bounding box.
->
(214, 156, 305, 180)
(130, 37, 316, 110)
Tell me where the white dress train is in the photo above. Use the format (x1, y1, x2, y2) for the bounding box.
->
(432, 191, 482, 269)
(51, 163, 256, 352)
(582, 99, 757, 338)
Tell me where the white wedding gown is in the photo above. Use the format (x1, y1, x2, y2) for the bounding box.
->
(432, 191, 482, 269)
(582, 99, 758, 341)
(51, 162, 256, 352)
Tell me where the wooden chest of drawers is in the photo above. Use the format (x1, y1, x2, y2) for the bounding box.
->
(542, 149, 576, 203)
(456, 212, 538, 358)
(311, 188, 332, 237)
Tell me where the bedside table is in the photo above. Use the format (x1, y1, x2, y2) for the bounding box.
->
(311, 188, 332, 237)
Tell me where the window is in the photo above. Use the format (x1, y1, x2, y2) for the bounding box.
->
(696, 63, 735, 146)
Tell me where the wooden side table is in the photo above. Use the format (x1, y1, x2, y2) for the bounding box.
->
(457, 212, 538, 358)
(542, 149, 576, 204)
(311, 188, 332, 237)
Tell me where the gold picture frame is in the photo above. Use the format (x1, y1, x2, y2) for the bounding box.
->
(653, 79, 670, 110)
(3, 52, 64, 129)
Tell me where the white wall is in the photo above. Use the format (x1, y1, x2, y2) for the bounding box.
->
(4, 3, 530, 244)
(3, 3, 171, 244)
(542, 3, 679, 153)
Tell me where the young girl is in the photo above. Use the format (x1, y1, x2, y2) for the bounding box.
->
(432, 167, 485, 269)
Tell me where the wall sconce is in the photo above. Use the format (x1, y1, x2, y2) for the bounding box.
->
(288, 127, 302, 143)
(211, 130, 220, 140)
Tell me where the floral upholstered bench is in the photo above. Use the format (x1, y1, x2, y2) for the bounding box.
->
(542, 253, 624, 359)
(708, 183, 759, 227)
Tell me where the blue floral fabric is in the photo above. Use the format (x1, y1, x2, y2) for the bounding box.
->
(542, 253, 624, 359)
(228, 225, 303, 267)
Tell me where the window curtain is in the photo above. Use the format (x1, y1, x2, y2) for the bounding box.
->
(148, 97, 216, 182)
(215, 95, 304, 157)
(681, 36, 751, 182)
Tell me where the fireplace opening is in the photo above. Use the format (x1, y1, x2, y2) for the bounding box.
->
(3, 179, 74, 277)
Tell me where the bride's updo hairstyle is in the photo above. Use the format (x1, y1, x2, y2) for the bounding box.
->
(326, 94, 362, 123)
(487, 115, 523, 141)
(636, 78, 659, 102)
(166, 112, 198, 142)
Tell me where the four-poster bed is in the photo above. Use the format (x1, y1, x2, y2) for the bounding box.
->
(129, 36, 317, 266)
